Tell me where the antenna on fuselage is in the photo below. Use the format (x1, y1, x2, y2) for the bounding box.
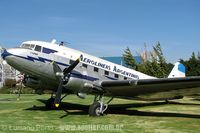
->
(59, 41, 64, 46)
(59, 41, 70, 46)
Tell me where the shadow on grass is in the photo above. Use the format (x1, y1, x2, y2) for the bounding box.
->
(192, 98, 200, 102)
(166, 101, 200, 106)
(25, 99, 200, 119)
(0, 98, 17, 101)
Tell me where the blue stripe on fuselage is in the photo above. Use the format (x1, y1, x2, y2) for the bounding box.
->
(105, 75, 117, 80)
(4, 52, 101, 81)
(71, 72, 99, 81)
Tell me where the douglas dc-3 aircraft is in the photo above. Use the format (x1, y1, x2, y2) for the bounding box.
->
(2, 40, 200, 116)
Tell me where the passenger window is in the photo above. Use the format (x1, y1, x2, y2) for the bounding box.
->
(35, 45, 42, 52)
(114, 74, 119, 79)
(104, 71, 109, 75)
(82, 63, 87, 68)
(43, 47, 58, 54)
(124, 77, 127, 80)
(94, 67, 98, 72)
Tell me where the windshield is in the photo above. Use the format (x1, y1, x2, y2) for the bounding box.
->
(21, 44, 35, 50)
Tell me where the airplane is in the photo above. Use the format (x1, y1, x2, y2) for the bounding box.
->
(1, 40, 200, 116)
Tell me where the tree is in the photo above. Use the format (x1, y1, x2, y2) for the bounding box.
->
(123, 47, 138, 70)
(197, 52, 200, 60)
(123, 42, 171, 78)
(151, 42, 168, 77)
(181, 52, 200, 76)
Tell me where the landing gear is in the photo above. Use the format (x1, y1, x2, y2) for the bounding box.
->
(89, 102, 103, 116)
(89, 95, 113, 116)
(45, 94, 67, 109)
(45, 97, 56, 109)
(165, 99, 169, 104)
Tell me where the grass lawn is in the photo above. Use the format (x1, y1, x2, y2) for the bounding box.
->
(0, 94, 200, 133)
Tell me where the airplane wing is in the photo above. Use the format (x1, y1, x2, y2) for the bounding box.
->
(99, 77, 200, 99)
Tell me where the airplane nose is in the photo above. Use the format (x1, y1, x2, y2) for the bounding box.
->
(1, 49, 11, 60)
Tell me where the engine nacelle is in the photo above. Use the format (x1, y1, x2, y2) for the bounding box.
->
(22, 75, 41, 89)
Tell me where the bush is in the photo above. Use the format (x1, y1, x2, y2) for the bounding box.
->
(0, 86, 35, 94)
(0, 86, 12, 94)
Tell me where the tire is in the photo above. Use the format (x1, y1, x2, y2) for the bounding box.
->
(89, 102, 102, 116)
(45, 97, 56, 109)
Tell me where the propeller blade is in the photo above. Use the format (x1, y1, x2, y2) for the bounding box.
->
(50, 61, 63, 107)
(54, 79, 63, 107)
(64, 55, 82, 75)
(53, 55, 82, 108)
(52, 61, 62, 74)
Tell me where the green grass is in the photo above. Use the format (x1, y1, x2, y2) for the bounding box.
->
(0, 94, 200, 133)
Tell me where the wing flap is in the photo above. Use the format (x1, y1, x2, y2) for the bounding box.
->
(100, 77, 200, 98)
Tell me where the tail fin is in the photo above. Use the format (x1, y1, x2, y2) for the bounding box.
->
(168, 62, 186, 78)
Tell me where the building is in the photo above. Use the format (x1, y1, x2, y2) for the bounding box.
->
(0, 58, 17, 88)
(101, 56, 142, 66)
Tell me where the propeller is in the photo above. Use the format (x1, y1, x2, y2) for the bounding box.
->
(52, 55, 83, 108)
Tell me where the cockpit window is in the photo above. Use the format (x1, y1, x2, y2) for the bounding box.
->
(21, 44, 30, 49)
(21, 44, 35, 50)
(21, 43, 42, 52)
(30, 44, 35, 49)
(34, 45, 42, 52)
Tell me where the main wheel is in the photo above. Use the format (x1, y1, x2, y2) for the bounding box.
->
(89, 102, 103, 116)
(45, 97, 56, 109)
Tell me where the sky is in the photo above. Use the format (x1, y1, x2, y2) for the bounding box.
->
(0, 0, 199, 63)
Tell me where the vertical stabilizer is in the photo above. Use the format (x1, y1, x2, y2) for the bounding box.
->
(168, 62, 185, 78)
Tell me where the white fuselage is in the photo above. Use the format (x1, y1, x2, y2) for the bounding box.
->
(2, 40, 155, 93)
